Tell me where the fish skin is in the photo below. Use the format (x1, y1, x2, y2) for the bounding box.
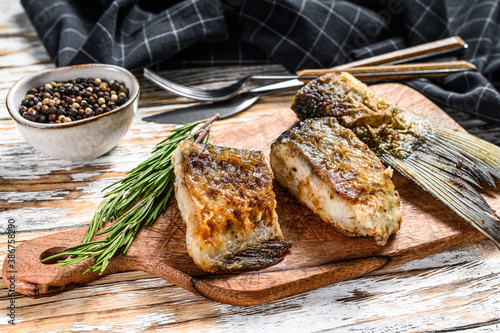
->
(292, 71, 424, 159)
(291, 72, 500, 249)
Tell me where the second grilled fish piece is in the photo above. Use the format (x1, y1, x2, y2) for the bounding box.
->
(291, 72, 500, 248)
(172, 139, 290, 273)
(271, 118, 402, 245)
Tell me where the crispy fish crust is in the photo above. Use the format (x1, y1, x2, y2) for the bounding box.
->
(172, 140, 290, 273)
(291, 72, 423, 158)
(270, 118, 402, 245)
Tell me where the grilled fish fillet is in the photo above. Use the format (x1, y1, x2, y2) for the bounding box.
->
(172, 139, 290, 273)
(290, 72, 500, 249)
(270, 118, 402, 245)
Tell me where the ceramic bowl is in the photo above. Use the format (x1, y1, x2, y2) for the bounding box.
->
(6, 64, 140, 161)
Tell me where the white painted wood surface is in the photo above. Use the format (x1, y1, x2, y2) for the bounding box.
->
(1, 2, 500, 332)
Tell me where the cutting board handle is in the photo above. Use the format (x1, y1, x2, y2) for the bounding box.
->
(3, 226, 137, 296)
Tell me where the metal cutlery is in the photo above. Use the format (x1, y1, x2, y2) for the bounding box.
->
(142, 79, 304, 124)
(143, 61, 476, 124)
(143, 68, 305, 103)
(144, 36, 468, 102)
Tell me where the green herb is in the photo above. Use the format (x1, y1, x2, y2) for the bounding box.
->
(41, 115, 219, 274)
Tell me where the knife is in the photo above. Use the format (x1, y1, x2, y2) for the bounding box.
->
(142, 79, 304, 124)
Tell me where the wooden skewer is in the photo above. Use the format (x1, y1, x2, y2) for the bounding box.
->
(324, 36, 466, 70)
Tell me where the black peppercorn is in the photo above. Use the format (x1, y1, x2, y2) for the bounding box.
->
(19, 77, 129, 124)
(28, 111, 38, 122)
(110, 82, 120, 91)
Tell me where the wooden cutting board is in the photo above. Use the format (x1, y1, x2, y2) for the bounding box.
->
(4, 83, 496, 306)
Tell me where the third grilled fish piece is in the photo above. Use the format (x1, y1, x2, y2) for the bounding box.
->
(291, 72, 500, 248)
(271, 118, 402, 245)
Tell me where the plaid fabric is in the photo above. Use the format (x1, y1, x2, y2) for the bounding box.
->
(22, 0, 500, 124)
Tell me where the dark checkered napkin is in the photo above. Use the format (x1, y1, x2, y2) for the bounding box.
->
(22, 0, 500, 124)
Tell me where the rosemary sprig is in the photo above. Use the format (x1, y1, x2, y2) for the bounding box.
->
(41, 114, 219, 274)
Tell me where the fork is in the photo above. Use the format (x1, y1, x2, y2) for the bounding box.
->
(143, 68, 303, 102)
(145, 36, 468, 102)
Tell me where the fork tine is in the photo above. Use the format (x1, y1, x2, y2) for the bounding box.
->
(144, 68, 252, 101)
(144, 68, 212, 98)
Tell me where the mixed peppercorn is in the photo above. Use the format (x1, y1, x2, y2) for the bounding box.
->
(18, 78, 129, 124)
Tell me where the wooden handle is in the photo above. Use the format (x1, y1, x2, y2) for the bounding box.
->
(2, 226, 131, 296)
(2, 224, 196, 298)
(330, 36, 466, 71)
(297, 60, 476, 80)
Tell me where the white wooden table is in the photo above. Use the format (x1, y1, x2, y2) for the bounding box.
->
(1, 2, 500, 332)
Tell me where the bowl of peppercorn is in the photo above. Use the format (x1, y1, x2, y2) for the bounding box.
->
(6, 64, 139, 161)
